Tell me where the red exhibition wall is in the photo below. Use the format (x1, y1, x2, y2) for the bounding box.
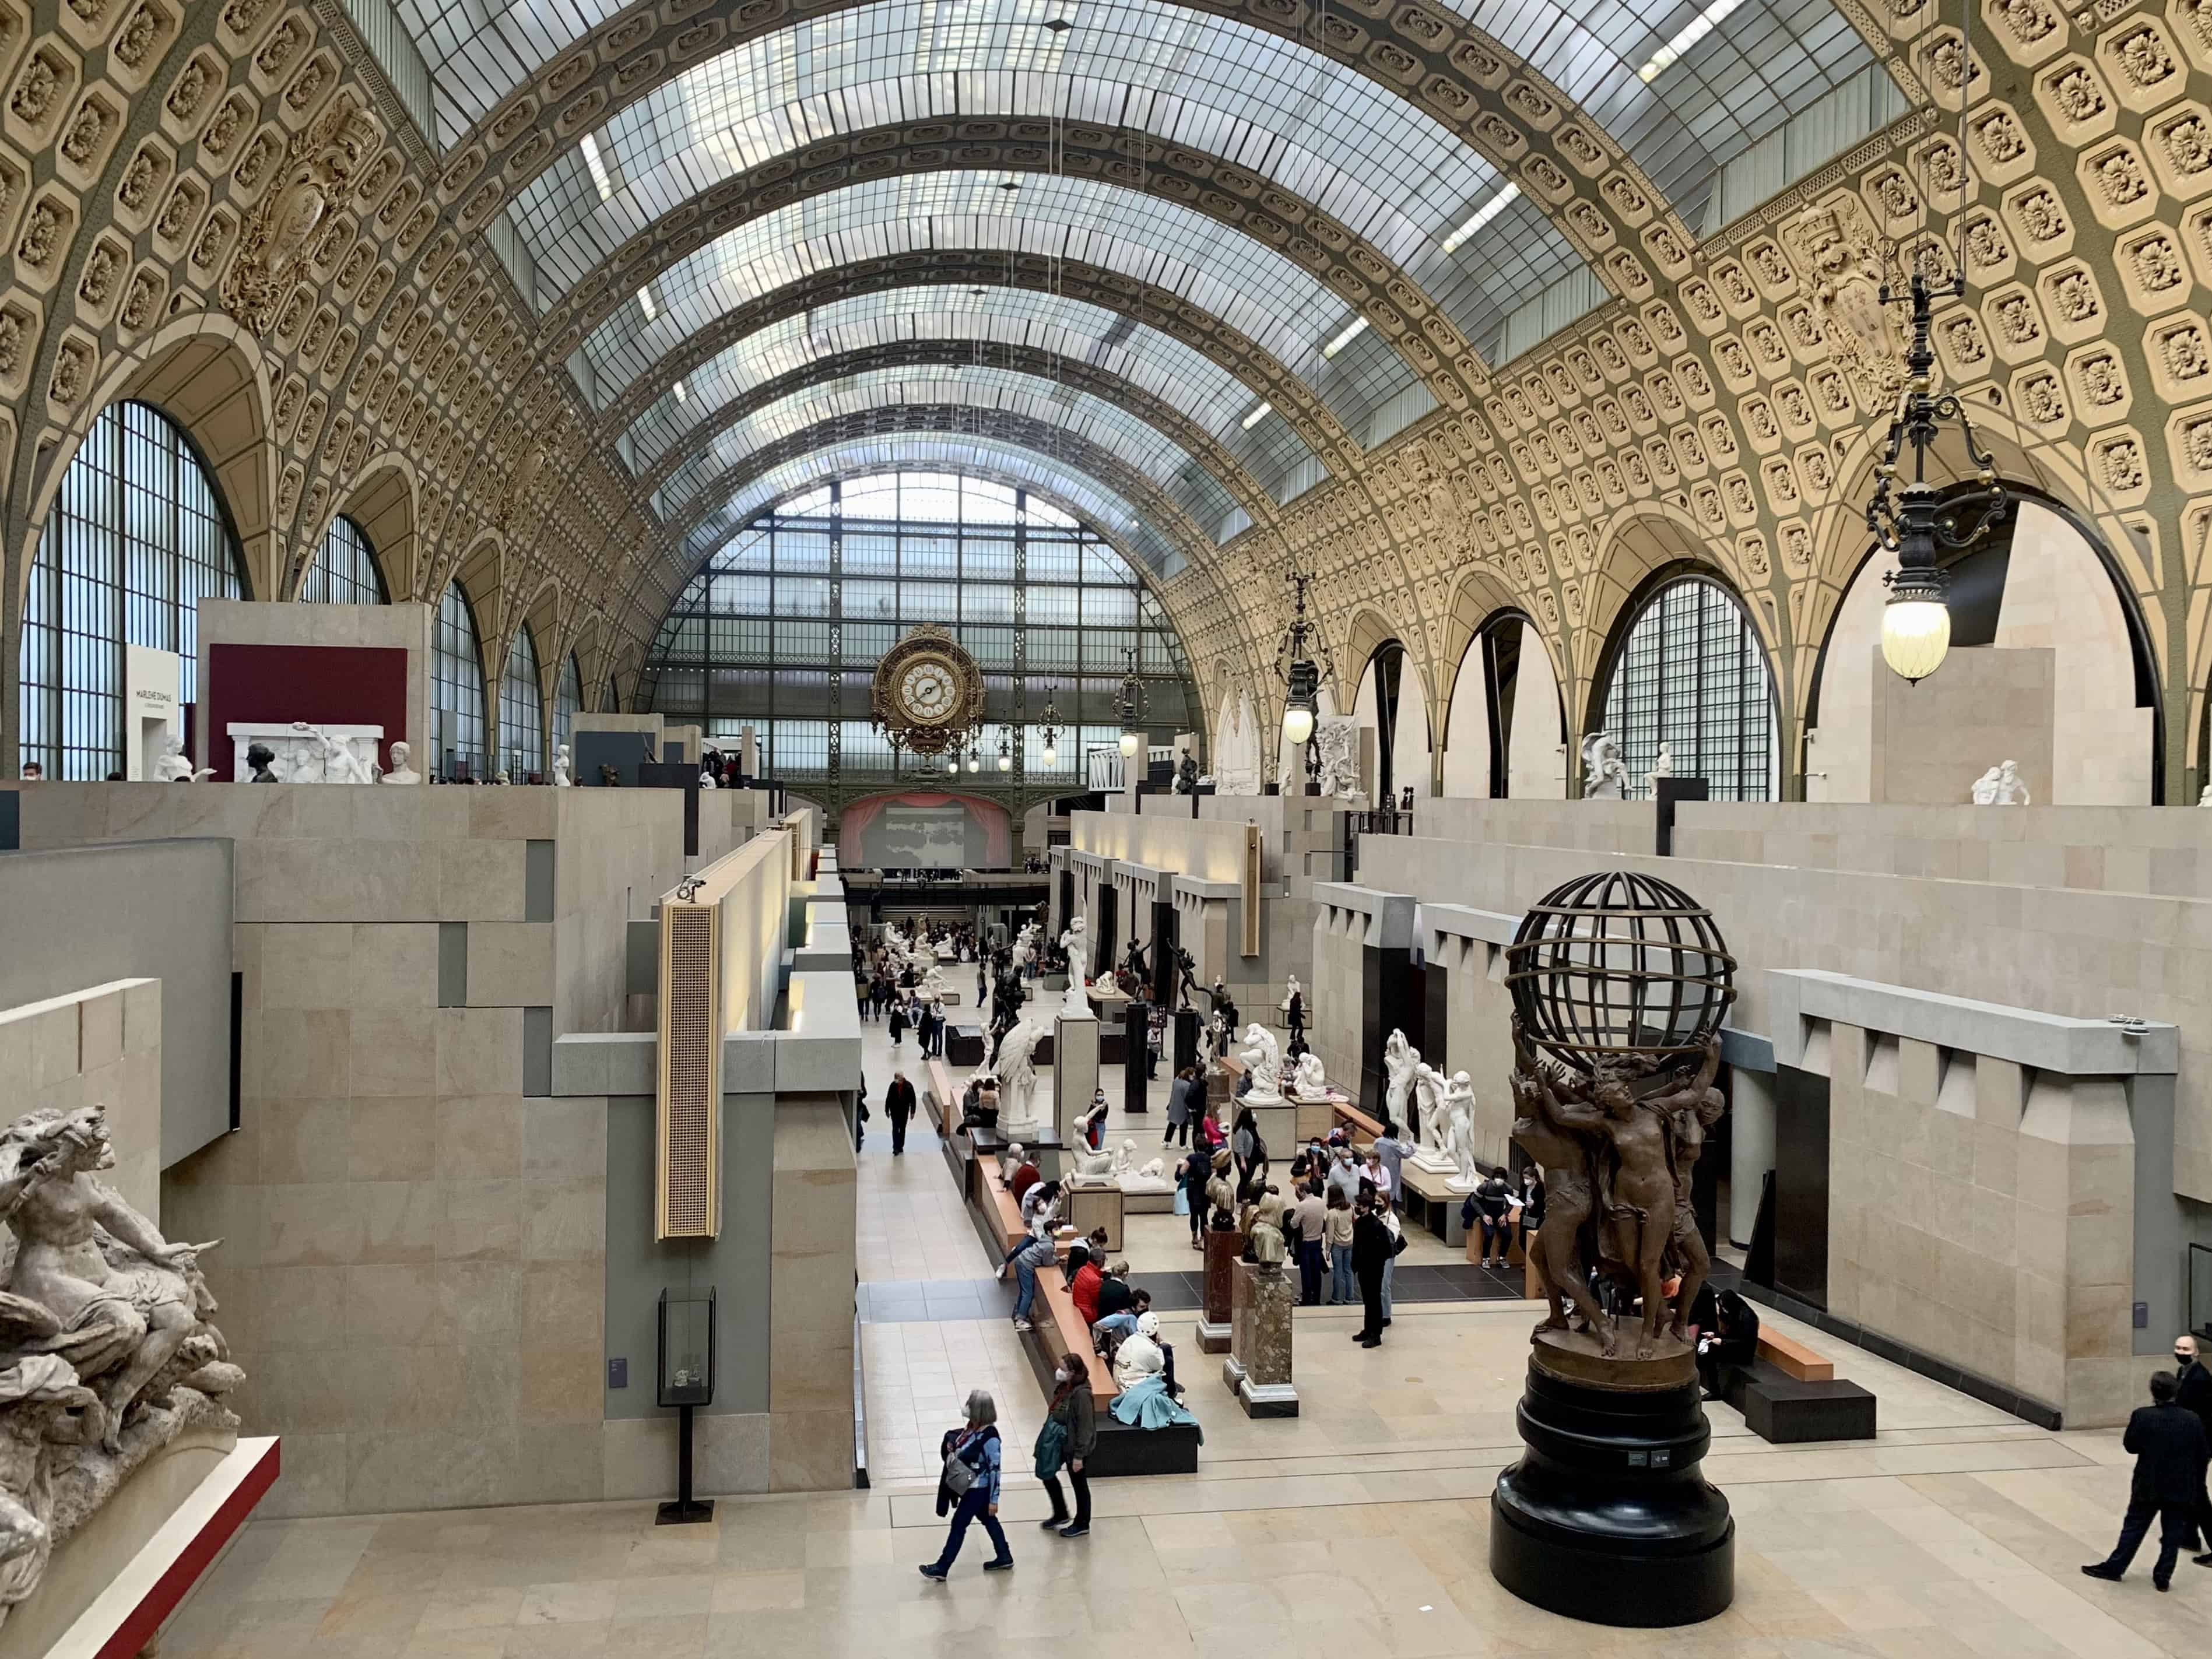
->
(840, 790, 1012, 867)
(205, 644, 410, 779)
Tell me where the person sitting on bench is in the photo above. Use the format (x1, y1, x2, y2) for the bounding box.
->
(1697, 1288, 1760, 1399)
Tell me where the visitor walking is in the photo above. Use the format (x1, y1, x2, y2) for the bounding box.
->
(1351, 1192, 1389, 1348)
(1181, 1147, 1210, 1251)
(1165, 1066, 1196, 1148)
(2175, 1334, 2212, 1555)
(888, 999, 910, 1050)
(886, 1068, 917, 1156)
(2082, 1370, 2210, 1591)
(1038, 1352, 1098, 1538)
(921, 1390, 1012, 1580)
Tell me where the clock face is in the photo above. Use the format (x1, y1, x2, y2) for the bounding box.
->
(898, 659, 958, 723)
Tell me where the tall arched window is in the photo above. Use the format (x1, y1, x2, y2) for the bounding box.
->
(501, 624, 545, 779)
(1600, 576, 1776, 801)
(17, 401, 248, 779)
(301, 514, 388, 604)
(431, 582, 487, 780)
(554, 651, 582, 757)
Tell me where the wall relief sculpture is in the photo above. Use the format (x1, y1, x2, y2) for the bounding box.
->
(0, 1106, 240, 1631)
(1783, 200, 1904, 404)
(219, 93, 380, 336)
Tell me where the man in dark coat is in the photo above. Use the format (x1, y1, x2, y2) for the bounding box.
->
(2083, 1370, 2211, 1590)
(1351, 1193, 1391, 1349)
(886, 1069, 918, 1157)
(2172, 1332, 2212, 1556)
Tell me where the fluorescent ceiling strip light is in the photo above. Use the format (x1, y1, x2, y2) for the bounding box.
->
(1241, 401, 1273, 430)
(1321, 317, 1368, 358)
(1441, 183, 1522, 254)
(1640, 0, 1746, 82)
(581, 132, 615, 202)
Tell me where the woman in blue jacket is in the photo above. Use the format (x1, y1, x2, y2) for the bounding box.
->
(921, 1390, 1013, 1579)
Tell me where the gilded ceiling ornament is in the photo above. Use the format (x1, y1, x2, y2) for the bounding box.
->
(221, 94, 380, 336)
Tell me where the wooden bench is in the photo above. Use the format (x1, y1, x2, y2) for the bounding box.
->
(1332, 1101, 1385, 1144)
(1757, 1328, 1834, 1382)
(923, 1058, 957, 1131)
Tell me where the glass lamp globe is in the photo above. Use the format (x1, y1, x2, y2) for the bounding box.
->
(1118, 729, 1140, 758)
(998, 750, 1012, 772)
(1041, 741, 1058, 766)
(967, 751, 981, 772)
(1282, 704, 1315, 747)
(1881, 566, 1951, 683)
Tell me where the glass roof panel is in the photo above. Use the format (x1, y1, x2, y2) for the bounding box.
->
(1438, 0, 1881, 216)
(651, 364, 1239, 529)
(570, 170, 1415, 429)
(389, 0, 629, 146)
(623, 283, 1317, 490)
(681, 434, 1184, 574)
(508, 0, 1557, 349)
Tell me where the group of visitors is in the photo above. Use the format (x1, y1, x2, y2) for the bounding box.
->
(1461, 1166, 1544, 1269)
(884, 993, 947, 1056)
(2082, 1333, 2212, 1590)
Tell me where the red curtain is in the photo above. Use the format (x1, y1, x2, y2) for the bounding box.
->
(839, 790, 1012, 867)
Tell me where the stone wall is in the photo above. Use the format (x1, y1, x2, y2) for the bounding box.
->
(0, 979, 162, 1223)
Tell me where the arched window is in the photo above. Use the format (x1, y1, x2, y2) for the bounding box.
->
(431, 582, 487, 780)
(501, 624, 545, 779)
(554, 651, 582, 758)
(17, 401, 248, 779)
(301, 515, 387, 604)
(1600, 576, 1776, 801)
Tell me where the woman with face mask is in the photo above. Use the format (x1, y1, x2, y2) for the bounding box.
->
(1038, 1351, 1098, 1537)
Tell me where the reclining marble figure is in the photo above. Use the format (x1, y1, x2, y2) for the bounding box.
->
(0, 1105, 241, 1630)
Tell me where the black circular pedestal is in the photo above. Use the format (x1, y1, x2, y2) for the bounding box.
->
(1489, 1354, 1734, 1626)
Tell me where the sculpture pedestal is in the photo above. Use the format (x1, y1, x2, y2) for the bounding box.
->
(1198, 1225, 1238, 1352)
(1222, 1261, 1298, 1417)
(1052, 1009, 1100, 1148)
(1173, 1008, 1200, 1071)
(1488, 1331, 1734, 1627)
(1123, 1000, 1149, 1113)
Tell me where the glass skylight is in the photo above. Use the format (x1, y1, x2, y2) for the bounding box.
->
(620, 283, 1319, 491)
(567, 170, 1419, 430)
(649, 363, 1240, 531)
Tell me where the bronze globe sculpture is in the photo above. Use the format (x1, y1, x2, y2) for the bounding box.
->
(1490, 870, 1739, 1628)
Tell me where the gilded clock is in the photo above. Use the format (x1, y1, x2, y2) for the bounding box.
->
(870, 624, 985, 755)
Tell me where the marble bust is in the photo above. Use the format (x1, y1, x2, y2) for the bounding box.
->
(380, 741, 422, 785)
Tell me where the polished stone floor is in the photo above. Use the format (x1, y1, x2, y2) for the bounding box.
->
(161, 996, 2204, 1656)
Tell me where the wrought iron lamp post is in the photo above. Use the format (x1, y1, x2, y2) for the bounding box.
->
(1114, 648, 1145, 759)
(1274, 569, 1329, 792)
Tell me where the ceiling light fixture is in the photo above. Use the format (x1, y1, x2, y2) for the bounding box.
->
(1241, 400, 1273, 431)
(673, 380, 687, 405)
(1441, 182, 1522, 255)
(1639, 0, 1747, 82)
(580, 132, 615, 203)
(637, 286, 656, 321)
(1321, 316, 1368, 358)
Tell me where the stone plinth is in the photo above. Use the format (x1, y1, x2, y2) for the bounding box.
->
(1064, 1180, 1125, 1253)
(1199, 1224, 1239, 1352)
(1052, 1008, 1100, 1147)
(1223, 1260, 1298, 1417)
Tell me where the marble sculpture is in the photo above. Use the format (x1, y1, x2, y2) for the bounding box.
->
(553, 744, 573, 786)
(1442, 1071, 1479, 1191)
(292, 722, 377, 785)
(0, 1105, 241, 1631)
(1238, 1024, 1283, 1102)
(1382, 1029, 1413, 1126)
(1645, 741, 1674, 793)
(1582, 732, 1628, 799)
(987, 1018, 1048, 1139)
(1970, 761, 2030, 805)
(1289, 1052, 1326, 1098)
(1411, 1062, 1456, 1172)
(380, 741, 421, 785)
(152, 736, 213, 784)
(1313, 718, 1360, 799)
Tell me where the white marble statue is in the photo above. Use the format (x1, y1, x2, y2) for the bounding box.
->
(1411, 1062, 1456, 1171)
(1059, 914, 1087, 975)
(991, 1018, 1049, 1139)
(1645, 741, 1674, 795)
(1583, 731, 1628, 799)
(380, 740, 421, 785)
(1290, 1050, 1327, 1098)
(553, 744, 573, 787)
(1314, 717, 1361, 799)
(152, 734, 214, 783)
(1238, 1023, 1283, 1102)
(1970, 759, 2031, 806)
(1070, 1144, 1114, 1181)
(698, 767, 718, 790)
(0, 1105, 243, 1631)
(1382, 1029, 1413, 1126)
(291, 721, 377, 785)
(1442, 1071, 1479, 1191)
(1109, 1139, 1135, 1178)
(2202, 781, 2212, 808)
(1012, 923, 1038, 975)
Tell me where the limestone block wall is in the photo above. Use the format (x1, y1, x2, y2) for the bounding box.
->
(0, 979, 162, 1222)
(1674, 802, 2212, 898)
(1867, 647, 2055, 807)
(2, 783, 706, 1516)
(1399, 797, 1655, 859)
(1817, 1021, 2139, 1422)
(1421, 911, 1521, 1168)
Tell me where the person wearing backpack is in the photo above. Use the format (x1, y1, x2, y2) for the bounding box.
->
(921, 1389, 1012, 1579)
(1036, 1352, 1098, 1538)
